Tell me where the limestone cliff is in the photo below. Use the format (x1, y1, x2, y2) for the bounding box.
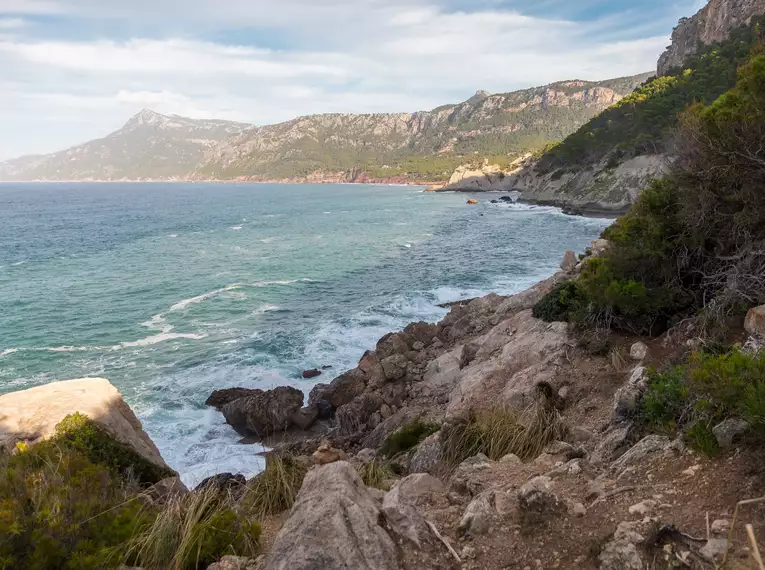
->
(657, 0, 765, 75)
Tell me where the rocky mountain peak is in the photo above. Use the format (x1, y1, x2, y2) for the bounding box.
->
(657, 0, 765, 75)
(123, 109, 171, 129)
(466, 90, 492, 105)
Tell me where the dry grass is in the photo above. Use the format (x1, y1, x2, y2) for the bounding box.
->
(126, 484, 260, 570)
(442, 397, 566, 465)
(244, 455, 308, 518)
(610, 345, 628, 371)
(357, 459, 396, 490)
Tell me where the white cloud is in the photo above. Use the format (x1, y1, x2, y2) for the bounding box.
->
(0, 0, 63, 14)
(0, 18, 26, 28)
(0, 0, 687, 160)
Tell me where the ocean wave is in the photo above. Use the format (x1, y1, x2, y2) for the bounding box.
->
(11, 261, 25, 266)
(259, 237, 278, 243)
(253, 304, 283, 315)
(250, 278, 313, 287)
(170, 285, 242, 312)
(121, 332, 206, 348)
(231, 226, 243, 231)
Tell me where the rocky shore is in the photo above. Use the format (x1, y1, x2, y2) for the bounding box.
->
(3, 243, 765, 569)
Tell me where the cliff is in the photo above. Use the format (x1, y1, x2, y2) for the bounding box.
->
(658, 0, 765, 75)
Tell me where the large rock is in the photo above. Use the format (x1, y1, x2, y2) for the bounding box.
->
(745, 305, 765, 338)
(446, 309, 570, 418)
(599, 520, 654, 570)
(308, 369, 366, 415)
(458, 491, 496, 536)
(0, 378, 170, 471)
(205, 387, 260, 410)
(613, 367, 648, 423)
(409, 432, 443, 474)
(221, 386, 304, 438)
(517, 476, 564, 524)
(713, 418, 750, 448)
(264, 462, 400, 570)
(560, 250, 578, 272)
(611, 435, 674, 472)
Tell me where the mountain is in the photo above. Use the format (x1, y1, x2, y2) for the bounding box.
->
(0, 111, 251, 181)
(657, 0, 765, 75)
(195, 74, 651, 182)
(476, 0, 765, 213)
(0, 75, 650, 183)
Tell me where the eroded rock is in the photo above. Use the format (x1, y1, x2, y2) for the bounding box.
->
(221, 386, 304, 438)
(713, 418, 749, 448)
(409, 432, 443, 474)
(458, 491, 496, 537)
(517, 476, 564, 523)
(264, 462, 400, 570)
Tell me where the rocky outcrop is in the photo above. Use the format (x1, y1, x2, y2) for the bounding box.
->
(657, 0, 765, 75)
(264, 462, 400, 570)
(217, 386, 315, 439)
(0, 377, 171, 471)
(744, 304, 765, 338)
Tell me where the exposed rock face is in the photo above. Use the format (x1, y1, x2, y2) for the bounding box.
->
(205, 388, 260, 410)
(264, 462, 400, 570)
(0, 378, 170, 471)
(517, 476, 564, 523)
(220, 386, 305, 438)
(657, 0, 765, 76)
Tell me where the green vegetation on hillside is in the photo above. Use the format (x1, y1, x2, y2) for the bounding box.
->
(536, 17, 765, 174)
(640, 348, 765, 455)
(0, 414, 261, 570)
(534, 46, 765, 335)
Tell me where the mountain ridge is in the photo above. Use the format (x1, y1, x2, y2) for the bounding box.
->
(0, 74, 651, 183)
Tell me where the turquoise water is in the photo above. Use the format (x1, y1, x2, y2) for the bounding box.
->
(0, 182, 610, 484)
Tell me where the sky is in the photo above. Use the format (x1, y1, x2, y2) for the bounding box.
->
(0, 0, 708, 160)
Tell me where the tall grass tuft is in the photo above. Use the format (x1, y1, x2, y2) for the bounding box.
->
(244, 455, 308, 518)
(126, 485, 260, 570)
(442, 396, 566, 465)
(357, 459, 396, 490)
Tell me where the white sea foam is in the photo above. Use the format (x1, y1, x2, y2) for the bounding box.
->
(170, 284, 242, 312)
(168, 234, 178, 238)
(120, 332, 206, 348)
(259, 237, 278, 243)
(231, 226, 243, 231)
(250, 278, 312, 287)
(0, 348, 19, 357)
(11, 261, 25, 266)
(253, 304, 282, 315)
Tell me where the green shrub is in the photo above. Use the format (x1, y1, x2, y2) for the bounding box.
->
(640, 367, 690, 431)
(378, 420, 440, 458)
(55, 413, 174, 485)
(0, 441, 152, 570)
(532, 281, 582, 323)
(639, 349, 765, 453)
(244, 455, 307, 517)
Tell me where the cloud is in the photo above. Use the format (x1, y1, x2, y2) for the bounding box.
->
(0, 0, 690, 160)
(0, 18, 27, 28)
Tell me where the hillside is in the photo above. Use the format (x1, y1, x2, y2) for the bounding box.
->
(0, 75, 649, 183)
(0, 111, 251, 181)
(487, 6, 765, 210)
(196, 75, 651, 182)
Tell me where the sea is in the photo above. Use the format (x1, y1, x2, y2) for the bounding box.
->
(0, 182, 611, 486)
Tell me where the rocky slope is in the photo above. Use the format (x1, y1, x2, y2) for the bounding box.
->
(657, 0, 765, 75)
(195, 75, 650, 183)
(0, 110, 250, 181)
(203, 246, 765, 569)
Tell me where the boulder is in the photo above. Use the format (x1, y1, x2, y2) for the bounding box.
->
(382, 481, 434, 547)
(745, 305, 765, 338)
(0, 378, 171, 471)
(403, 322, 438, 346)
(466, 199, 478, 205)
(517, 476, 564, 524)
(264, 462, 399, 570)
(458, 491, 496, 537)
(308, 369, 366, 413)
(376, 332, 411, 360)
(302, 369, 322, 379)
(393, 473, 445, 505)
(409, 433, 443, 474)
(629, 342, 648, 361)
(313, 440, 348, 465)
(712, 418, 750, 448)
(450, 454, 492, 495)
(590, 423, 636, 464)
(560, 250, 578, 272)
(195, 473, 246, 493)
(290, 405, 319, 431)
(611, 435, 673, 472)
(221, 386, 304, 438)
(205, 387, 260, 410)
(598, 519, 653, 570)
(336, 392, 385, 435)
(357, 351, 387, 388)
(613, 367, 648, 423)
(206, 556, 261, 570)
(381, 354, 409, 381)
(590, 239, 610, 258)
